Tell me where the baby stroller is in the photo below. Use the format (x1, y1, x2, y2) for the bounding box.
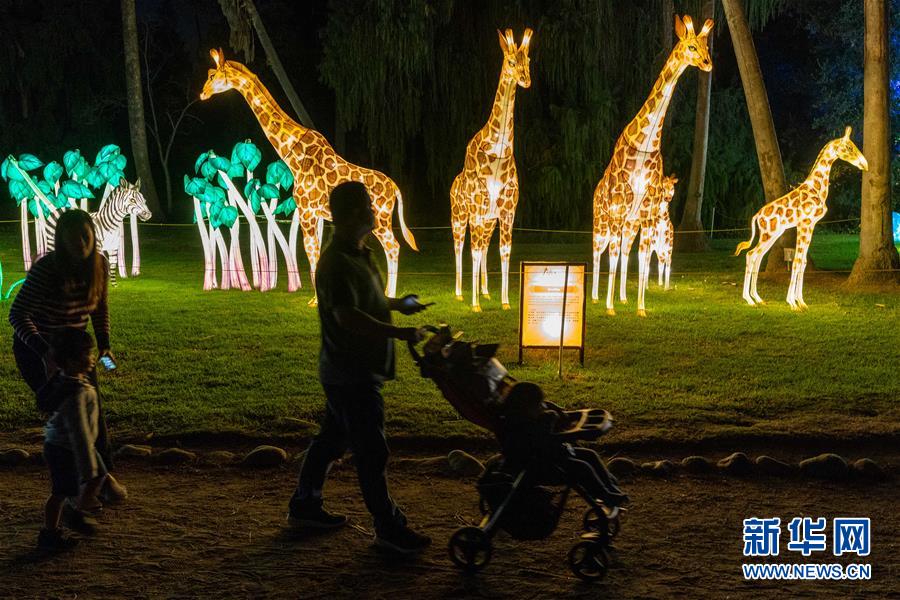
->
(409, 325, 622, 582)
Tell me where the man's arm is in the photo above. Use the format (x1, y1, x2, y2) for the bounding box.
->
(333, 306, 421, 342)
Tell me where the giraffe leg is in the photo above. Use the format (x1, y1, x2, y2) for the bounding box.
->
(657, 254, 664, 287)
(300, 212, 321, 307)
(790, 225, 813, 310)
(664, 257, 671, 290)
(748, 232, 780, 305)
(591, 228, 609, 304)
(480, 220, 496, 299)
(372, 215, 400, 298)
(605, 225, 621, 315)
(499, 216, 513, 309)
(636, 227, 653, 317)
(452, 218, 466, 301)
(470, 221, 486, 312)
(619, 220, 638, 303)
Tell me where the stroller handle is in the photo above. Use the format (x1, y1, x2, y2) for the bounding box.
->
(407, 324, 441, 363)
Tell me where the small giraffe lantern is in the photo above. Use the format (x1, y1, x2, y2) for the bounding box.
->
(591, 15, 712, 316)
(200, 49, 417, 304)
(651, 175, 677, 290)
(451, 28, 532, 312)
(735, 127, 867, 310)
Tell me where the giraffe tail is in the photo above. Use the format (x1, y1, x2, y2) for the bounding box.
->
(734, 215, 758, 256)
(395, 188, 418, 251)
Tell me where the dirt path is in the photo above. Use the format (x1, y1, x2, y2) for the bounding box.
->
(0, 459, 897, 599)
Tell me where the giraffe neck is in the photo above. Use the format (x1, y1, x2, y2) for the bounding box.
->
(627, 51, 688, 153)
(804, 146, 839, 199)
(230, 66, 309, 158)
(482, 73, 518, 157)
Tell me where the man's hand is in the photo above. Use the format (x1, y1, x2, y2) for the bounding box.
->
(391, 294, 433, 316)
(394, 327, 426, 343)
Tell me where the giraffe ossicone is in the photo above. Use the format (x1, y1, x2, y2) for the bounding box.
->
(735, 126, 867, 310)
(591, 14, 713, 317)
(451, 28, 532, 312)
(200, 48, 417, 305)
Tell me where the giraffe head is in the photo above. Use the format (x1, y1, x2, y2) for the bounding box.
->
(832, 126, 868, 172)
(119, 177, 152, 221)
(673, 15, 713, 73)
(497, 28, 532, 89)
(661, 175, 678, 205)
(200, 48, 243, 100)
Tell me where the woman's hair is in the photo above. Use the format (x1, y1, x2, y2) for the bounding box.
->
(54, 209, 106, 304)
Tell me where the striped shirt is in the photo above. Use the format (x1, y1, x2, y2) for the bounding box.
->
(8, 253, 110, 356)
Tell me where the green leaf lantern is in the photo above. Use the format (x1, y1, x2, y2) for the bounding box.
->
(36, 181, 54, 197)
(202, 185, 226, 206)
(86, 166, 106, 189)
(8, 180, 32, 203)
(17, 153, 43, 172)
(53, 192, 70, 209)
(243, 178, 261, 213)
(231, 140, 262, 173)
(227, 160, 245, 180)
(259, 183, 280, 200)
(200, 157, 218, 182)
(218, 205, 239, 227)
(97, 161, 123, 187)
(184, 175, 208, 197)
(94, 144, 121, 165)
(275, 198, 297, 216)
(63, 150, 82, 175)
(114, 154, 127, 171)
(43, 161, 64, 186)
(60, 180, 95, 200)
(266, 160, 294, 190)
(0, 156, 12, 182)
(194, 151, 213, 174)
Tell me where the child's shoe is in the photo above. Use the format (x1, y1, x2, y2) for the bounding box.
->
(37, 528, 79, 551)
(62, 501, 99, 536)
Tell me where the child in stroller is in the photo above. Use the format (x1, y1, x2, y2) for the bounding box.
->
(409, 325, 626, 582)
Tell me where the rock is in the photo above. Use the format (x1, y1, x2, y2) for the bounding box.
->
(242, 445, 288, 468)
(851, 458, 885, 481)
(291, 449, 308, 464)
(115, 444, 152, 458)
(203, 450, 238, 466)
(608, 458, 638, 478)
(394, 456, 447, 475)
(681, 455, 714, 473)
(0, 448, 30, 466)
(275, 417, 316, 432)
(799, 453, 849, 480)
(641, 460, 675, 476)
(717, 452, 753, 476)
(152, 448, 197, 466)
(755, 455, 795, 477)
(446, 450, 484, 477)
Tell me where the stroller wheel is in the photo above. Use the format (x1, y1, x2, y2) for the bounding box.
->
(448, 526, 492, 573)
(583, 507, 620, 540)
(567, 540, 609, 582)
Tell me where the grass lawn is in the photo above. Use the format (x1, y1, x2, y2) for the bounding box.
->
(0, 222, 898, 446)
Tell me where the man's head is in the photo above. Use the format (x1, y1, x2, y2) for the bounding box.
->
(51, 328, 95, 376)
(330, 182, 375, 240)
(503, 381, 545, 419)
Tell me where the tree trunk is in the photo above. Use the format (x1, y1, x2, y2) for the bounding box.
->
(677, 0, 714, 252)
(722, 0, 790, 274)
(242, 0, 317, 130)
(847, 0, 900, 286)
(122, 0, 163, 219)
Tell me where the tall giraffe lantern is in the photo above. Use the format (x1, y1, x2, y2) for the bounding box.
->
(451, 28, 532, 312)
(735, 127, 867, 310)
(591, 15, 713, 316)
(200, 49, 417, 304)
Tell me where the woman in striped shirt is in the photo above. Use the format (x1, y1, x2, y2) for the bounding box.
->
(9, 209, 127, 504)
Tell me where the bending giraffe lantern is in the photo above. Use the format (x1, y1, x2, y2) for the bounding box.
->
(200, 49, 417, 304)
(451, 28, 532, 312)
(651, 175, 677, 290)
(591, 15, 713, 316)
(735, 127, 868, 310)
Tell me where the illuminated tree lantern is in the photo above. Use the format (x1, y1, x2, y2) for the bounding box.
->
(451, 28, 532, 312)
(651, 175, 677, 290)
(200, 49, 417, 305)
(591, 15, 713, 317)
(735, 127, 868, 310)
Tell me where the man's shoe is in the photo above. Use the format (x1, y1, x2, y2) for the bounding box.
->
(374, 525, 432, 555)
(287, 499, 348, 529)
(61, 502, 99, 536)
(37, 528, 79, 551)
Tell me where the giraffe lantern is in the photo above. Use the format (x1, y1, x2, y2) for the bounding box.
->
(651, 175, 677, 290)
(735, 127, 867, 310)
(200, 49, 417, 304)
(591, 15, 712, 316)
(451, 28, 532, 312)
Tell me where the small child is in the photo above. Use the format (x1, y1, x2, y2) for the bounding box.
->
(37, 328, 108, 550)
(500, 382, 627, 509)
